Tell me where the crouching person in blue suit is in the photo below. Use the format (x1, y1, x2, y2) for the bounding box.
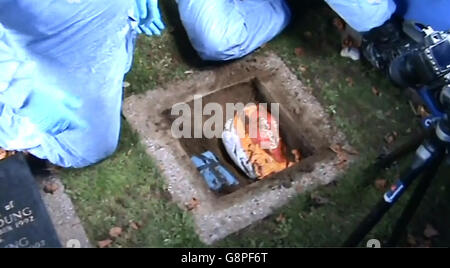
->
(0, 0, 165, 168)
(176, 0, 292, 61)
(325, 0, 450, 71)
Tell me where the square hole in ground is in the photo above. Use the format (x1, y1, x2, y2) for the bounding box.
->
(163, 78, 317, 197)
(123, 53, 352, 244)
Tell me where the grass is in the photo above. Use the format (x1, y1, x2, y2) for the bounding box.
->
(62, 121, 203, 248)
(60, 0, 450, 247)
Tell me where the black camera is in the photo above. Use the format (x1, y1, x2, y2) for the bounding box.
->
(389, 25, 450, 89)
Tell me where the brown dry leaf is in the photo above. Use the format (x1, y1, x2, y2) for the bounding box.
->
(372, 87, 382, 97)
(417, 105, 431, 119)
(384, 132, 397, 144)
(0, 149, 8, 160)
(130, 221, 140, 231)
(330, 144, 349, 169)
(294, 47, 305, 57)
(342, 37, 355, 48)
(345, 77, 354, 87)
(0, 149, 15, 161)
(343, 146, 359, 156)
(374, 178, 387, 191)
(424, 224, 439, 238)
(186, 197, 200, 211)
(333, 17, 346, 32)
(98, 239, 113, 248)
(298, 65, 307, 72)
(276, 213, 286, 224)
(109, 227, 122, 238)
(43, 182, 59, 194)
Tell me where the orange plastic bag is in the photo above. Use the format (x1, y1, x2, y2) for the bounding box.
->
(222, 104, 301, 179)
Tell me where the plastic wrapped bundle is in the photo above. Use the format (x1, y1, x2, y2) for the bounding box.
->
(191, 151, 239, 191)
(222, 104, 300, 180)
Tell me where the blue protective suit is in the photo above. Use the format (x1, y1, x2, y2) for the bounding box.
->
(177, 0, 292, 61)
(0, 0, 139, 167)
(325, 0, 450, 32)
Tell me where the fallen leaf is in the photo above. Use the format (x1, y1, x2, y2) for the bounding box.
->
(109, 227, 122, 238)
(184, 70, 194, 75)
(304, 31, 312, 38)
(418, 105, 430, 118)
(424, 224, 439, 238)
(276, 213, 286, 224)
(384, 132, 397, 144)
(342, 146, 359, 156)
(130, 222, 140, 231)
(374, 178, 387, 191)
(342, 37, 355, 48)
(186, 197, 200, 211)
(43, 182, 59, 194)
(372, 87, 382, 97)
(298, 65, 307, 72)
(295, 184, 304, 193)
(0, 149, 8, 160)
(333, 17, 346, 32)
(294, 47, 304, 57)
(0, 149, 15, 161)
(345, 77, 354, 87)
(98, 239, 113, 248)
(330, 144, 349, 169)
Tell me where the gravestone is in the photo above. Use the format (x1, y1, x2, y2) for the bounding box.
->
(0, 154, 61, 248)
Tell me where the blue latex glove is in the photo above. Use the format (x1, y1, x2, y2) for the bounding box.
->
(135, 0, 165, 36)
(9, 75, 86, 136)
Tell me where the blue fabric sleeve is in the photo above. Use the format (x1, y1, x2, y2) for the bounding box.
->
(325, 0, 397, 32)
(0, 25, 33, 109)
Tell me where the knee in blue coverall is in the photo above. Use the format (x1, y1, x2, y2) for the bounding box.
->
(177, 0, 292, 61)
(0, 0, 161, 168)
(325, 0, 450, 33)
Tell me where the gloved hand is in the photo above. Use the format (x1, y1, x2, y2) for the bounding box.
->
(135, 0, 165, 36)
(9, 76, 86, 136)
